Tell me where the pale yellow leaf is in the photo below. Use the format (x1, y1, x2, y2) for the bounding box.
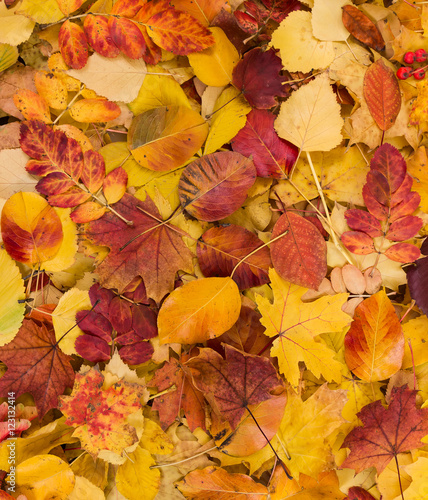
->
(402, 315, 428, 369)
(204, 86, 251, 155)
(271, 11, 335, 72)
(0, 43, 18, 72)
(312, 0, 350, 41)
(275, 73, 343, 152)
(0, 1, 35, 46)
(0, 149, 38, 198)
(17, 0, 64, 23)
(188, 27, 239, 87)
(69, 476, 104, 500)
(68, 54, 147, 103)
(397, 457, 428, 500)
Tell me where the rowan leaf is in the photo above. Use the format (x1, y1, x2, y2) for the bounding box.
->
(68, 98, 121, 123)
(256, 269, 349, 388)
(58, 367, 144, 459)
(363, 60, 401, 132)
(58, 20, 89, 70)
(275, 73, 343, 152)
(178, 151, 256, 222)
(84, 193, 193, 302)
(176, 466, 268, 500)
(34, 71, 68, 110)
(13, 89, 51, 124)
(83, 14, 121, 59)
(341, 386, 428, 474)
(345, 209, 382, 238)
(270, 211, 327, 290)
(0, 319, 75, 417)
(370, 143, 407, 193)
(103, 167, 127, 204)
(157, 277, 241, 344)
(342, 5, 385, 52)
(344, 290, 405, 382)
(128, 105, 208, 171)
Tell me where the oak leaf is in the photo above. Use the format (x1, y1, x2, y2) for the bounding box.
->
(0, 319, 75, 417)
(341, 386, 428, 474)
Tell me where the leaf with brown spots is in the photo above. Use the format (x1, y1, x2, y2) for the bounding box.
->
(0, 319, 74, 418)
(58, 20, 89, 70)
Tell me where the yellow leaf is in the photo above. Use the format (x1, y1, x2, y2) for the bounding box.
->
(0, 43, 18, 72)
(43, 207, 77, 273)
(256, 269, 349, 387)
(9, 454, 75, 500)
(70, 453, 108, 490)
(35, 70, 68, 110)
(408, 147, 428, 212)
(158, 277, 241, 344)
(0, 248, 25, 346)
(271, 11, 335, 72)
(0, 1, 35, 46)
(69, 98, 120, 123)
(312, 0, 350, 41)
(398, 457, 428, 500)
(402, 315, 428, 369)
(188, 27, 239, 87)
(68, 54, 147, 103)
(275, 73, 343, 152)
(273, 385, 347, 478)
(116, 447, 160, 500)
(139, 419, 174, 455)
(128, 105, 208, 171)
(68, 476, 104, 500)
(52, 287, 91, 355)
(204, 86, 251, 155)
(128, 69, 191, 115)
(17, 0, 64, 23)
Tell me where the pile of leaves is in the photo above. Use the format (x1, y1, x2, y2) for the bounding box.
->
(1, 0, 428, 498)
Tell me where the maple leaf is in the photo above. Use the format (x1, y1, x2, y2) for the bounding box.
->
(0, 319, 75, 417)
(58, 367, 145, 459)
(186, 345, 284, 430)
(341, 386, 428, 474)
(84, 193, 193, 302)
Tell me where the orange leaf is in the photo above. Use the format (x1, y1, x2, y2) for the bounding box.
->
(363, 60, 401, 132)
(344, 290, 404, 382)
(1, 192, 63, 266)
(384, 242, 421, 262)
(270, 211, 327, 289)
(108, 17, 146, 59)
(83, 14, 120, 58)
(58, 20, 89, 70)
(341, 231, 376, 255)
(81, 149, 105, 193)
(176, 466, 268, 500)
(70, 201, 106, 223)
(146, 8, 215, 55)
(171, 0, 230, 25)
(69, 98, 121, 123)
(103, 167, 127, 204)
(13, 89, 51, 123)
(34, 71, 68, 110)
(56, 0, 85, 16)
(342, 5, 385, 51)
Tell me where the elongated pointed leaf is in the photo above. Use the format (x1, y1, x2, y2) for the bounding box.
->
(342, 5, 384, 51)
(58, 20, 89, 70)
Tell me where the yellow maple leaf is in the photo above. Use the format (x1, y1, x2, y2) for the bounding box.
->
(256, 269, 350, 388)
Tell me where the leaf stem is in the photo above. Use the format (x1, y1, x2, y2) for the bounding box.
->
(394, 454, 405, 500)
(150, 445, 218, 468)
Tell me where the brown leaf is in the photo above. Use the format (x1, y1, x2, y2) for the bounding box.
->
(342, 5, 385, 51)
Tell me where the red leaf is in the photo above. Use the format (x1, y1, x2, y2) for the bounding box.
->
(178, 151, 256, 222)
(232, 48, 287, 109)
(110, 0, 144, 17)
(342, 5, 385, 51)
(362, 184, 388, 221)
(341, 231, 376, 255)
(344, 209, 382, 238)
(234, 11, 259, 34)
(36, 172, 75, 195)
(370, 143, 407, 193)
(231, 109, 298, 178)
(347, 486, 376, 500)
(74, 335, 111, 363)
(0, 319, 75, 417)
(270, 211, 327, 289)
(81, 150, 105, 194)
(262, 0, 301, 23)
(384, 242, 420, 263)
(58, 20, 89, 70)
(48, 186, 92, 208)
(390, 191, 421, 222)
(109, 296, 133, 334)
(386, 215, 423, 241)
(83, 14, 120, 58)
(390, 173, 413, 207)
(117, 341, 154, 365)
(407, 255, 428, 314)
(131, 304, 157, 340)
(363, 60, 401, 132)
(197, 225, 271, 290)
(341, 386, 428, 474)
(108, 17, 146, 59)
(366, 170, 390, 207)
(75, 310, 112, 343)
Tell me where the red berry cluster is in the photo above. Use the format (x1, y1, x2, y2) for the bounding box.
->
(397, 49, 428, 80)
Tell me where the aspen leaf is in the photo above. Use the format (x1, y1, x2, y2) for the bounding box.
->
(271, 11, 335, 72)
(17, 0, 64, 24)
(311, 0, 350, 41)
(0, 2, 35, 46)
(157, 277, 241, 344)
(0, 43, 18, 73)
(275, 73, 343, 152)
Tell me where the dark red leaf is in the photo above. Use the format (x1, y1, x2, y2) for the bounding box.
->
(74, 335, 111, 363)
(362, 184, 388, 221)
(75, 310, 112, 343)
(370, 143, 406, 193)
(345, 209, 382, 238)
(386, 215, 423, 241)
(131, 304, 157, 340)
(347, 486, 376, 500)
(109, 296, 133, 334)
(407, 256, 428, 314)
(367, 170, 390, 207)
(118, 342, 154, 365)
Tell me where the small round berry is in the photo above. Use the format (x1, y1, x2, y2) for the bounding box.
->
(413, 68, 426, 80)
(403, 51, 415, 64)
(396, 67, 412, 80)
(415, 48, 427, 62)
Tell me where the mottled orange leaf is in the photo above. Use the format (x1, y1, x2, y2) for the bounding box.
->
(363, 60, 401, 131)
(344, 290, 404, 382)
(58, 20, 89, 70)
(128, 105, 208, 171)
(58, 368, 145, 458)
(69, 98, 121, 123)
(34, 71, 68, 110)
(108, 17, 146, 59)
(341, 231, 376, 255)
(384, 242, 421, 262)
(178, 152, 256, 222)
(70, 201, 106, 223)
(342, 5, 385, 51)
(176, 466, 268, 500)
(1, 192, 63, 266)
(0, 319, 74, 417)
(81, 149, 105, 194)
(341, 386, 428, 474)
(345, 209, 382, 238)
(13, 89, 51, 123)
(103, 167, 128, 204)
(83, 14, 120, 58)
(56, 0, 85, 16)
(110, 0, 145, 17)
(270, 211, 327, 289)
(146, 8, 215, 55)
